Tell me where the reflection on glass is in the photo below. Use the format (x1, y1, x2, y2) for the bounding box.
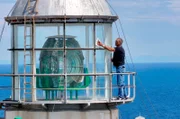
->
(13, 23, 113, 101)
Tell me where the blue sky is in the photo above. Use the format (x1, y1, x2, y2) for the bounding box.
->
(110, 0, 180, 63)
(0, 0, 180, 63)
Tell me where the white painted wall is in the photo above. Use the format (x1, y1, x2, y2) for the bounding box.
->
(6, 109, 118, 119)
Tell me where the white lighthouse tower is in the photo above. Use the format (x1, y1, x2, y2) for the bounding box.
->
(0, 0, 136, 119)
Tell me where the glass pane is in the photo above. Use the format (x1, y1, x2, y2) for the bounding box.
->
(35, 24, 63, 48)
(36, 76, 65, 101)
(12, 23, 114, 102)
(36, 50, 64, 74)
(17, 51, 32, 74)
(66, 75, 93, 100)
(95, 24, 112, 73)
(96, 50, 105, 73)
(17, 26, 25, 48)
(87, 50, 94, 73)
(65, 24, 93, 48)
(17, 25, 32, 48)
(65, 49, 84, 75)
(96, 23, 112, 46)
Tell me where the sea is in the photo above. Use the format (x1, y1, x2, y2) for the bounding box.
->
(0, 63, 180, 119)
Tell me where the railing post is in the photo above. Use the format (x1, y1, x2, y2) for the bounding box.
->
(109, 74, 112, 102)
(127, 74, 131, 98)
(18, 76, 20, 101)
(132, 74, 136, 99)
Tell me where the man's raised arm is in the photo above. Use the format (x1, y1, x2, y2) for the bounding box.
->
(97, 40, 115, 52)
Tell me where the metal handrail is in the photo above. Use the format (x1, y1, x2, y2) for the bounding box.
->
(0, 72, 136, 77)
(0, 72, 136, 104)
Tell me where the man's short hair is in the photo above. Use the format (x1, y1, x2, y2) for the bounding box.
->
(116, 38, 123, 45)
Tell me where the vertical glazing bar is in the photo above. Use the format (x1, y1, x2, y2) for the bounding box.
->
(104, 24, 108, 99)
(109, 73, 112, 102)
(11, 25, 15, 100)
(85, 25, 90, 97)
(109, 52, 113, 101)
(18, 76, 20, 100)
(127, 74, 131, 97)
(104, 24, 112, 100)
(109, 56, 113, 101)
(93, 23, 96, 99)
(23, 18, 27, 101)
(57, 24, 61, 99)
(58, 25, 60, 35)
(132, 74, 136, 99)
(63, 23, 67, 103)
(32, 18, 36, 101)
(85, 25, 90, 70)
(46, 90, 50, 100)
(12, 25, 20, 100)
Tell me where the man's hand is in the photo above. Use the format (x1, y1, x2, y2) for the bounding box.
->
(97, 40, 115, 52)
(97, 40, 103, 47)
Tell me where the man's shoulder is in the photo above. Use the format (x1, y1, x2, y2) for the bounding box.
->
(115, 46, 124, 49)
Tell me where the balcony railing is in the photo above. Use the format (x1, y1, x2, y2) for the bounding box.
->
(0, 72, 136, 104)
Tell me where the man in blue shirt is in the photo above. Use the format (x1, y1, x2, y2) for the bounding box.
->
(97, 38, 127, 100)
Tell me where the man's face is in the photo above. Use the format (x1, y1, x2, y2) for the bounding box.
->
(115, 38, 121, 46)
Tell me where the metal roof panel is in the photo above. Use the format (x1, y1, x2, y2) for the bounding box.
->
(11, 0, 112, 16)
